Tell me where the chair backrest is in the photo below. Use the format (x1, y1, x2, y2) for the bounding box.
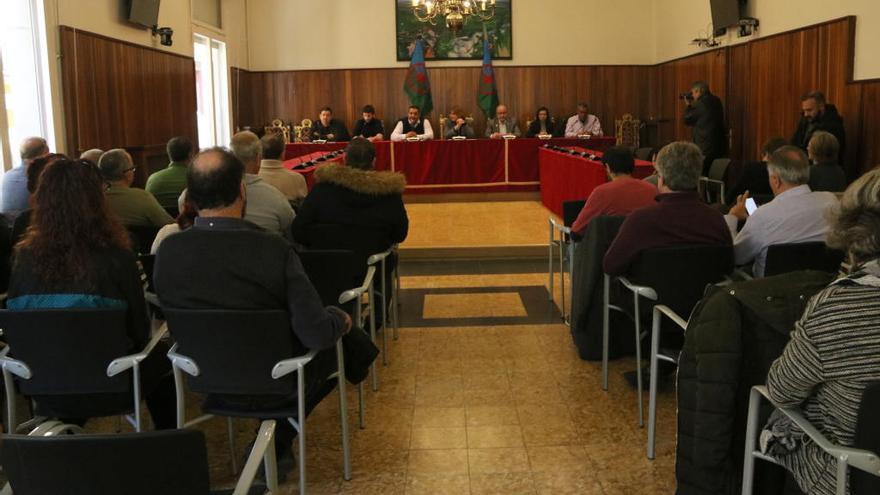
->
(298, 249, 360, 311)
(127, 225, 161, 255)
(562, 200, 587, 228)
(634, 147, 653, 161)
(763, 242, 845, 277)
(300, 223, 391, 279)
(707, 158, 731, 181)
(852, 382, 880, 494)
(629, 244, 734, 317)
(0, 429, 210, 495)
(163, 308, 298, 395)
(0, 309, 130, 395)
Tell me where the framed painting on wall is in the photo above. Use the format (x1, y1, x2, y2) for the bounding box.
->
(395, 0, 512, 61)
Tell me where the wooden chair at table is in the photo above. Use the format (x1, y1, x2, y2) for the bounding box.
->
(293, 119, 312, 142)
(615, 113, 641, 148)
(263, 118, 291, 143)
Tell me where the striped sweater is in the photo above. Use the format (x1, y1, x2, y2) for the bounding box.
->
(766, 260, 880, 494)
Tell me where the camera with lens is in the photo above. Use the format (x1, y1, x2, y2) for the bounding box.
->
(678, 92, 694, 101)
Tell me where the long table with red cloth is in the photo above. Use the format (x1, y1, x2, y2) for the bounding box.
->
(539, 147, 655, 217)
(281, 150, 344, 189)
(284, 137, 615, 194)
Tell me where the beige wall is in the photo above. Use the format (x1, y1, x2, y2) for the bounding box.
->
(654, 0, 880, 80)
(246, 0, 656, 71)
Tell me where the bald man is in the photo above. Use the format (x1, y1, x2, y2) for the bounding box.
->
(2, 137, 49, 222)
(485, 104, 521, 139)
(154, 146, 352, 474)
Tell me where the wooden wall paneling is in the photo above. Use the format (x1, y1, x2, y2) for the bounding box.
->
(857, 81, 880, 172)
(59, 26, 197, 169)
(726, 44, 750, 161)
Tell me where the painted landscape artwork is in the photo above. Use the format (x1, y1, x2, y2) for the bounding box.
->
(395, 0, 512, 60)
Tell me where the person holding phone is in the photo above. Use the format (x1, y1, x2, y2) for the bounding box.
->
(725, 146, 839, 277)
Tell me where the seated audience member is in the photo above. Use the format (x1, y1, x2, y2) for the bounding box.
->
(603, 141, 731, 276)
(145, 136, 192, 210)
(565, 103, 603, 137)
(310, 107, 350, 142)
(570, 146, 658, 235)
(806, 130, 847, 192)
(2, 137, 49, 223)
(485, 104, 521, 139)
(526, 107, 562, 138)
(791, 91, 846, 158)
(726, 146, 838, 278)
(725, 137, 787, 204)
(79, 148, 104, 164)
(352, 104, 385, 142)
(180, 131, 294, 237)
(762, 167, 880, 495)
(154, 147, 351, 465)
(258, 133, 308, 204)
(444, 107, 475, 139)
(11, 153, 66, 247)
(99, 149, 173, 227)
(292, 138, 408, 251)
(151, 193, 197, 254)
(391, 105, 434, 142)
(7, 157, 175, 428)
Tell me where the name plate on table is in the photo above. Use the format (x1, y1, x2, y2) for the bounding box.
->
(538, 134, 552, 140)
(451, 136, 467, 141)
(405, 136, 420, 142)
(502, 134, 517, 140)
(313, 139, 327, 144)
(576, 134, 592, 139)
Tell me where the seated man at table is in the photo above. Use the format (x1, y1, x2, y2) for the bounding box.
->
(444, 107, 475, 139)
(310, 107, 350, 142)
(391, 105, 434, 142)
(485, 104, 521, 139)
(154, 146, 352, 471)
(604, 141, 731, 276)
(725, 146, 838, 278)
(258, 133, 308, 204)
(526, 107, 562, 138)
(565, 102, 604, 137)
(352, 104, 385, 142)
(570, 146, 658, 235)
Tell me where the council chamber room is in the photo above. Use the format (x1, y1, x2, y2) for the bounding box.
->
(0, 0, 879, 494)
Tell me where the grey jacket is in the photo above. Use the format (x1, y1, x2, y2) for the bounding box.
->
(484, 117, 521, 137)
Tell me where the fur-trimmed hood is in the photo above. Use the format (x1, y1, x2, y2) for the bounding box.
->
(314, 163, 406, 195)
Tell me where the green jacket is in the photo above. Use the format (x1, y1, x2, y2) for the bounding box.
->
(145, 161, 188, 209)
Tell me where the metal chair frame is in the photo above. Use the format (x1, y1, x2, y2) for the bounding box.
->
(548, 217, 575, 325)
(742, 385, 880, 495)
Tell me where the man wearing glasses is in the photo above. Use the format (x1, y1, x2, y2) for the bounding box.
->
(98, 149, 173, 227)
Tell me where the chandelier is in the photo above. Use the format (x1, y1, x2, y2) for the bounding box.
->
(410, 0, 496, 32)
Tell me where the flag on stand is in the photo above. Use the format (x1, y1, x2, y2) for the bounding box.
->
(403, 38, 433, 115)
(476, 26, 499, 118)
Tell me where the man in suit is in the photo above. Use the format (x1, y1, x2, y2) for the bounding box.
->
(444, 108, 475, 139)
(683, 81, 727, 175)
(791, 91, 846, 161)
(485, 104, 521, 139)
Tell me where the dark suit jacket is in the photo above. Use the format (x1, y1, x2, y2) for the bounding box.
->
(808, 162, 847, 192)
(726, 161, 772, 205)
(791, 104, 846, 158)
(526, 119, 562, 138)
(310, 119, 350, 142)
(154, 217, 347, 353)
(684, 92, 727, 160)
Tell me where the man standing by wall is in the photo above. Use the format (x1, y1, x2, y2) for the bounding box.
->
(683, 81, 727, 175)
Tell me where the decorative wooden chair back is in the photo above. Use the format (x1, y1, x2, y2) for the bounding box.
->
(263, 118, 291, 143)
(615, 114, 641, 148)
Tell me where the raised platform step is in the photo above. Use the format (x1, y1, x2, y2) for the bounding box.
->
(399, 244, 547, 261)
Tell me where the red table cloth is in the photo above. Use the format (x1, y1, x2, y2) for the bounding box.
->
(539, 147, 654, 217)
(283, 137, 619, 194)
(282, 151, 344, 190)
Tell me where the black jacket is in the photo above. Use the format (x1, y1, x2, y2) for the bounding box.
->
(310, 119, 350, 142)
(808, 161, 847, 193)
(684, 92, 727, 160)
(791, 104, 846, 157)
(154, 217, 348, 353)
(291, 164, 408, 260)
(352, 118, 385, 139)
(526, 119, 562, 138)
(675, 270, 834, 495)
(725, 161, 772, 205)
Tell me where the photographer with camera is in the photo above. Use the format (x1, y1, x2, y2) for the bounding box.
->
(682, 81, 727, 175)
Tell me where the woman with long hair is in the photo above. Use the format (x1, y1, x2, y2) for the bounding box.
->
(7, 158, 174, 428)
(526, 106, 562, 138)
